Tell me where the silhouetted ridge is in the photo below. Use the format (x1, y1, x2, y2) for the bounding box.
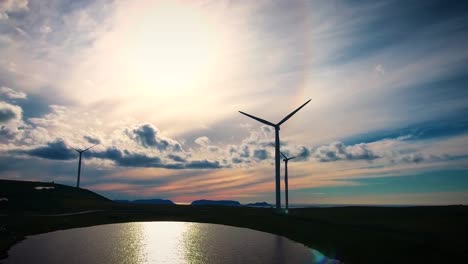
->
(191, 200, 241, 206)
(0, 179, 112, 212)
(114, 199, 174, 205)
(245, 202, 273, 207)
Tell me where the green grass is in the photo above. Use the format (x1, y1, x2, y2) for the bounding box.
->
(1, 179, 467, 263)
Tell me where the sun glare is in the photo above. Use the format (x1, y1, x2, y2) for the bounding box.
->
(123, 2, 222, 97)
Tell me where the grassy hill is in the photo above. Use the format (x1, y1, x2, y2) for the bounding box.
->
(0, 179, 114, 212)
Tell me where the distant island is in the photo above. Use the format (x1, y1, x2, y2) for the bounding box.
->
(245, 202, 273, 207)
(114, 199, 175, 205)
(191, 200, 241, 206)
(114, 199, 272, 207)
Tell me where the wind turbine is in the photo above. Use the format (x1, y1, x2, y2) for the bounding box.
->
(271, 143, 296, 213)
(239, 99, 311, 209)
(68, 144, 98, 188)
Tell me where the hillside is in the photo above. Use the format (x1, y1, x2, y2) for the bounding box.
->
(0, 179, 114, 212)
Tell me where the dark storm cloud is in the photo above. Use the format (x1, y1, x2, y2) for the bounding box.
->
(87, 146, 222, 169)
(115, 152, 162, 167)
(14, 93, 52, 119)
(89, 146, 122, 160)
(184, 160, 222, 169)
(167, 154, 187, 162)
(295, 146, 311, 161)
(23, 139, 76, 160)
(0, 107, 16, 122)
(128, 123, 182, 152)
(87, 147, 162, 167)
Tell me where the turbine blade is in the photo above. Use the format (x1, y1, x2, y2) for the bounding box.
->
(277, 99, 311, 126)
(270, 143, 288, 159)
(83, 143, 98, 152)
(239, 111, 275, 127)
(66, 145, 81, 153)
(289, 156, 297, 160)
(279, 150, 288, 159)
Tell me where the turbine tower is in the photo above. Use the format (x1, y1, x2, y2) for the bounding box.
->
(69, 144, 98, 188)
(271, 144, 297, 213)
(239, 99, 311, 209)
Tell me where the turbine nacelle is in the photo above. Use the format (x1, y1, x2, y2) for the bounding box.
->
(68, 143, 98, 154)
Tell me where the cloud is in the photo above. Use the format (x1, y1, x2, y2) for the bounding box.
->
(83, 135, 100, 144)
(239, 145, 250, 158)
(195, 136, 219, 152)
(295, 146, 311, 161)
(23, 139, 76, 160)
(194, 136, 210, 147)
(113, 151, 162, 167)
(208, 146, 219, 152)
(39, 25, 52, 34)
(313, 141, 380, 162)
(127, 123, 182, 152)
(183, 160, 222, 169)
(0, 126, 17, 141)
(167, 154, 187, 162)
(222, 125, 277, 166)
(374, 64, 385, 75)
(398, 152, 424, 163)
(346, 143, 380, 160)
(89, 146, 122, 160)
(0, 87, 27, 99)
(0, 101, 23, 142)
(67, 146, 152, 168)
(253, 149, 269, 160)
(232, 157, 243, 164)
(0, 0, 28, 20)
(0, 102, 19, 122)
(84, 145, 221, 169)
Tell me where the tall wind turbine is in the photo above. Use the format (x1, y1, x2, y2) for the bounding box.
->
(68, 144, 98, 188)
(239, 99, 311, 209)
(271, 144, 297, 213)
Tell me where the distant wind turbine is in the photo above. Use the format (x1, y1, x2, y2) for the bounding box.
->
(68, 144, 98, 188)
(239, 99, 311, 210)
(271, 143, 296, 213)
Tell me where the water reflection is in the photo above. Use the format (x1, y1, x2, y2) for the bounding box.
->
(5, 222, 339, 264)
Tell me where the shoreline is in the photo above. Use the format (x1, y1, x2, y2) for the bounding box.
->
(1, 205, 468, 263)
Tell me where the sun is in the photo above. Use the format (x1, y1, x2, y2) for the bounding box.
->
(122, 1, 222, 96)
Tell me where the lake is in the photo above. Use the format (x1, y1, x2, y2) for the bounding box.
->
(4, 222, 340, 264)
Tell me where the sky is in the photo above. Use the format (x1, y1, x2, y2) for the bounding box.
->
(1, 0, 467, 205)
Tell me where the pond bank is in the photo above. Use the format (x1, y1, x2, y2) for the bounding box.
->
(1, 205, 467, 263)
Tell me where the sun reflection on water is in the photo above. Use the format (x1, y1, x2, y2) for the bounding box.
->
(138, 222, 188, 263)
(5, 222, 340, 264)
